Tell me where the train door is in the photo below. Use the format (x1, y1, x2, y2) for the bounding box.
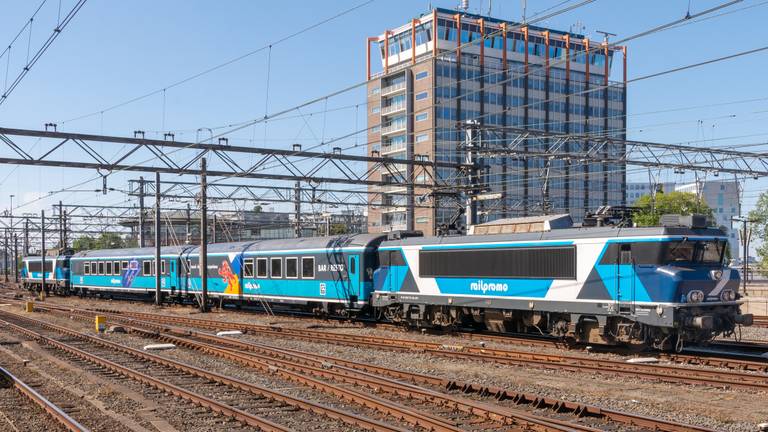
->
(386, 251, 400, 293)
(169, 260, 177, 292)
(348, 254, 359, 302)
(616, 243, 636, 314)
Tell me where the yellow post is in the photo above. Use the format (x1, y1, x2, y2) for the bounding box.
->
(23, 302, 34, 313)
(95, 316, 106, 333)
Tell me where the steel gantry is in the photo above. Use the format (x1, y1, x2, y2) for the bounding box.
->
(0, 127, 455, 189)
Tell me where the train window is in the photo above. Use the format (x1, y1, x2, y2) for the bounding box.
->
(270, 258, 282, 278)
(619, 244, 632, 264)
(106, 261, 113, 275)
(256, 258, 268, 278)
(122, 261, 128, 271)
(98, 261, 105, 275)
(84, 262, 90, 275)
(114, 261, 121, 275)
(302, 257, 315, 279)
(420, 246, 577, 279)
(161, 260, 166, 275)
(186, 259, 192, 275)
(243, 258, 254, 278)
(349, 257, 356, 274)
(285, 258, 298, 279)
(91, 262, 97, 274)
(143, 261, 151, 276)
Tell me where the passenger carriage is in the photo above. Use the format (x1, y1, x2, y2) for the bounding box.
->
(69, 246, 193, 297)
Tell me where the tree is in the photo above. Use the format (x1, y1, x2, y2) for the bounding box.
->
(632, 191, 714, 227)
(748, 191, 768, 272)
(72, 233, 133, 251)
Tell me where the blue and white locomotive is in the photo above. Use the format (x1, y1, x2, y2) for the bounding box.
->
(26, 214, 752, 348)
(21, 253, 71, 294)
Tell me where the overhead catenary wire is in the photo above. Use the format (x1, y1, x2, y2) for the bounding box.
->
(0, 0, 88, 107)
(59, 0, 378, 125)
(18, 0, 603, 213)
(14, 0, 759, 219)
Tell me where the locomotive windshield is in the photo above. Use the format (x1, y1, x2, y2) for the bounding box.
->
(661, 239, 725, 265)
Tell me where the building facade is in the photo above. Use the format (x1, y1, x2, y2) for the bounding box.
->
(366, 8, 627, 234)
(627, 180, 741, 260)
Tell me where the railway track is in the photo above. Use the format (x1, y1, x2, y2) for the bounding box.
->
(57, 304, 768, 393)
(0, 365, 90, 432)
(755, 315, 768, 328)
(0, 310, 416, 432)
(15, 302, 731, 431)
(0, 308, 637, 432)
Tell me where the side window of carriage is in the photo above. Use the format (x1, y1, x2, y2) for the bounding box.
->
(619, 244, 632, 265)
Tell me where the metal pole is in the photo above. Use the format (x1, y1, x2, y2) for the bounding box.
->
(743, 219, 748, 295)
(185, 203, 191, 244)
(13, 234, 18, 283)
(200, 158, 208, 312)
(294, 181, 301, 238)
(154, 171, 162, 305)
(40, 210, 45, 299)
(212, 214, 217, 244)
(58, 201, 63, 248)
(62, 210, 67, 248)
(138, 176, 145, 247)
(3, 229, 8, 282)
(23, 218, 28, 256)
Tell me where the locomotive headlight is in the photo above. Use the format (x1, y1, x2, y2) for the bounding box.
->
(720, 289, 737, 302)
(710, 270, 723, 280)
(687, 290, 705, 303)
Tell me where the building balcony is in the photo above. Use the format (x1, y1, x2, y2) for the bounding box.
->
(381, 142, 406, 155)
(381, 81, 406, 96)
(382, 223, 408, 232)
(381, 102, 406, 116)
(381, 123, 406, 136)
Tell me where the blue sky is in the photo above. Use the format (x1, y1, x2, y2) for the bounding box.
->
(0, 0, 766, 226)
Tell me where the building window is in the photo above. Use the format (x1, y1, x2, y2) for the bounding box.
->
(285, 258, 298, 279)
(270, 258, 282, 278)
(415, 133, 429, 143)
(415, 112, 428, 122)
(415, 91, 428, 101)
(244, 258, 254, 278)
(415, 71, 428, 80)
(371, 106, 380, 114)
(256, 258, 268, 278)
(370, 87, 380, 95)
(302, 257, 315, 279)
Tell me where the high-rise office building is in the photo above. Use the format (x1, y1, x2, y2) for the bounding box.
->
(365, 7, 627, 234)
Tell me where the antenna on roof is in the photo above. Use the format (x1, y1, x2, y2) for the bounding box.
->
(521, 0, 526, 22)
(487, 0, 492, 16)
(459, 0, 469, 12)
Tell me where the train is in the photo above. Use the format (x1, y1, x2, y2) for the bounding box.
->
(20, 213, 753, 350)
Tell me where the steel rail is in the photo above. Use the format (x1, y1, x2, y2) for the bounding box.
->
(0, 365, 91, 432)
(31, 304, 592, 432)
(77, 307, 768, 392)
(0, 312, 407, 432)
(32, 303, 717, 432)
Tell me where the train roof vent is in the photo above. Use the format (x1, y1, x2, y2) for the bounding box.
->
(468, 214, 572, 235)
(387, 230, 423, 240)
(660, 214, 709, 229)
